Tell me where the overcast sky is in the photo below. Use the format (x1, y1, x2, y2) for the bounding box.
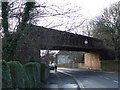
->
(35, 0, 120, 34)
(44, 0, 120, 20)
(76, 0, 119, 19)
(0, 0, 119, 33)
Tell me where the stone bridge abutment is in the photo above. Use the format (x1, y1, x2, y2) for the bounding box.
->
(79, 52, 101, 70)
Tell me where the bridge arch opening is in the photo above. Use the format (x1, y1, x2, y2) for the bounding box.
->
(37, 49, 101, 70)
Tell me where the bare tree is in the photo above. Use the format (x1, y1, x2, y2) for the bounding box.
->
(2, 0, 84, 61)
(25, 1, 84, 59)
(2, 1, 35, 60)
(90, 2, 120, 60)
(8, 0, 84, 33)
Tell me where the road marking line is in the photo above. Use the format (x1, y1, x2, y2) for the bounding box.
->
(45, 84, 58, 88)
(104, 77, 110, 80)
(113, 80, 118, 83)
(85, 80, 88, 82)
(99, 76, 103, 78)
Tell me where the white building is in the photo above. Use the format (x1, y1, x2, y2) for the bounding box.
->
(57, 51, 72, 64)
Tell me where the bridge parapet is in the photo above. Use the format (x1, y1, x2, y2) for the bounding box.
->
(23, 25, 104, 52)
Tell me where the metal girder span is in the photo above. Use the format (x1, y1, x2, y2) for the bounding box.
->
(23, 25, 104, 51)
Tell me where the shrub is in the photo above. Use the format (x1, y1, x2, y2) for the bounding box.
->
(22, 65, 31, 88)
(44, 64, 50, 82)
(2, 60, 12, 88)
(40, 62, 46, 83)
(7, 61, 25, 88)
(101, 60, 119, 72)
(24, 62, 41, 88)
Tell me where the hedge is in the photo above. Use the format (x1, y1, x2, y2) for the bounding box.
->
(40, 62, 46, 83)
(24, 62, 41, 88)
(23, 65, 31, 88)
(2, 60, 48, 88)
(2, 60, 12, 88)
(7, 61, 25, 88)
(101, 60, 119, 72)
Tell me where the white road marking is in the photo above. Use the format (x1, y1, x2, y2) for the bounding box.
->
(99, 75, 103, 78)
(104, 77, 110, 80)
(45, 84, 58, 88)
(99, 75, 110, 80)
(105, 72, 116, 74)
(84, 80, 88, 82)
(113, 80, 118, 83)
(62, 84, 78, 88)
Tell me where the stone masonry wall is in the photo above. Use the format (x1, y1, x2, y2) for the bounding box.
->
(79, 52, 101, 70)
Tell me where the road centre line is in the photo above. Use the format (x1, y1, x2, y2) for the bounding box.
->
(113, 80, 118, 83)
(99, 75, 118, 84)
(104, 77, 110, 80)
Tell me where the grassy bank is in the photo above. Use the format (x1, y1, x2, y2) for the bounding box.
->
(101, 60, 120, 72)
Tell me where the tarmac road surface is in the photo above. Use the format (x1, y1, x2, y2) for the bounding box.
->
(44, 67, 119, 90)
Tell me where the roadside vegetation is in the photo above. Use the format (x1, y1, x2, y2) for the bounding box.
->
(101, 60, 120, 72)
(2, 60, 49, 88)
(89, 2, 120, 60)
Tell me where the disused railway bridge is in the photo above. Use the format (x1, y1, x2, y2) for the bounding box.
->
(16, 24, 105, 70)
(23, 25, 104, 51)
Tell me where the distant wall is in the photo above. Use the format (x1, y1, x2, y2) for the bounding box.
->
(57, 55, 72, 64)
(58, 52, 101, 70)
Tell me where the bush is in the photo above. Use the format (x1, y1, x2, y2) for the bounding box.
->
(7, 61, 25, 88)
(24, 62, 41, 88)
(2, 60, 46, 88)
(40, 62, 46, 82)
(22, 65, 31, 88)
(101, 60, 119, 72)
(44, 64, 50, 82)
(2, 60, 12, 88)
